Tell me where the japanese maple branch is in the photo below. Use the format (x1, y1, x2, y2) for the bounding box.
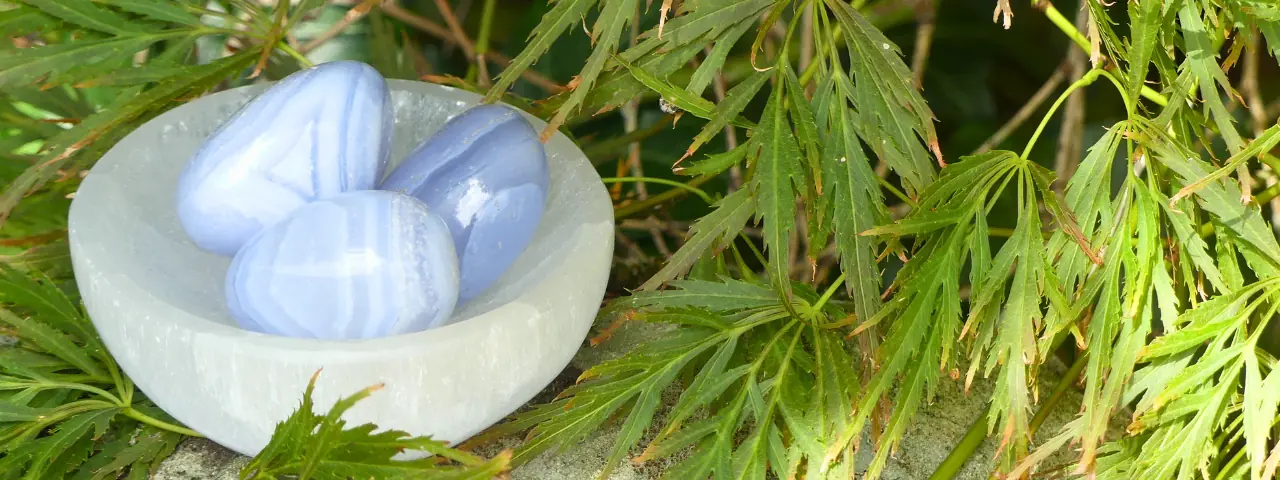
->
(299, 0, 383, 54)
(381, 0, 561, 92)
(1036, 0, 1167, 107)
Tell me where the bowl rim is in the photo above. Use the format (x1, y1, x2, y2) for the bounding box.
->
(71, 78, 605, 354)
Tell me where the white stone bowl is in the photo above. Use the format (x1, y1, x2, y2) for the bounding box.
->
(67, 80, 613, 456)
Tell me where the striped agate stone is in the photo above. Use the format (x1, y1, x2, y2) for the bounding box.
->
(225, 190, 459, 340)
(176, 61, 392, 256)
(379, 104, 549, 302)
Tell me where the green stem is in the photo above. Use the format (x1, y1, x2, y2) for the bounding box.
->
(121, 407, 204, 437)
(877, 176, 917, 207)
(812, 273, 847, 312)
(1022, 69, 1101, 159)
(1094, 69, 1133, 115)
(602, 177, 714, 204)
(988, 227, 1017, 237)
(1, 381, 122, 405)
(119, 371, 134, 406)
(1041, 2, 1089, 52)
(1029, 352, 1088, 433)
(1257, 182, 1280, 205)
(1260, 153, 1280, 173)
(613, 174, 715, 218)
(800, 27, 842, 85)
(929, 405, 989, 480)
(277, 42, 313, 67)
(476, 0, 497, 56)
(740, 232, 769, 267)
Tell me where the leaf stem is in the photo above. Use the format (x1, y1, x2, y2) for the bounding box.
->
(276, 42, 314, 67)
(121, 407, 204, 437)
(812, 272, 846, 312)
(877, 176, 917, 208)
(928, 404, 988, 480)
(602, 177, 713, 204)
(613, 175, 715, 218)
(1028, 352, 1088, 433)
(1093, 69, 1133, 115)
(1040, 2, 1088, 52)
(1, 380, 122, 404)
(1021, 69, 1101, 159)
(740, 232, 769, 267)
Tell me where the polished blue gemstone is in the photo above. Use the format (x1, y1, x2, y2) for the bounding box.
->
(225, 190, 459, 340)
(379, 104, 549, 302)
(176, 61, 393, 256)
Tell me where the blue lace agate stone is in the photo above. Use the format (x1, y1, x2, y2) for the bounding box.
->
(176, 61, 393, 256)
(225, 190, 459, 340)
(380, 104, 549, 302)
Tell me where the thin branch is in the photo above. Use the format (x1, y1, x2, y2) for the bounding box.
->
(973, 66, 1067, 155)
(614, 175, 716, 219)
(621, 1, 670, 257)
(910, 0, 936, 87)
(1052, 4, 1088, 189)
(1243, 29, 1277, 224)
(614, 231, 651, 264)
(299, 0, 383, 54)
(431, 0, 477, 60)
(382, 0, 561, 92)
(619, 218, 690, 232)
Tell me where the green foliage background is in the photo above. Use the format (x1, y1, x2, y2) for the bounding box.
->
(3, 0, 1280, 479)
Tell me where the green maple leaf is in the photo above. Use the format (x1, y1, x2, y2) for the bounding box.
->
(241, 371, 511, 480)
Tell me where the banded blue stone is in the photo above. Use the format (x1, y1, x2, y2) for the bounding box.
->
(176, 61, 393, 256)
(380, 104, 550, 302)
(225, 190, 459, 340)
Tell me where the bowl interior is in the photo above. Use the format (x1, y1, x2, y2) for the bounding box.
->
(74, 80, 597, 340)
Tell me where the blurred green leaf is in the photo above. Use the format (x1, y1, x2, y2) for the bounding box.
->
(102, 0, 203, 27)
(18, 0, 154, 35)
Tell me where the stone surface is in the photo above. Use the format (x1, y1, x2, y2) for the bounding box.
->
(153, 438, 248, 480)
(68, 81, 613, 457)
(225, 190, 458, 340)
(175, 61, 392, 256)
(380, 104, 549, 302)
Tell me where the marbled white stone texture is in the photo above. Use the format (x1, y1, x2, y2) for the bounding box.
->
(380, 104, 549, 301)
(176, 61, 393, 256)
(225, 190, 459, 340)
